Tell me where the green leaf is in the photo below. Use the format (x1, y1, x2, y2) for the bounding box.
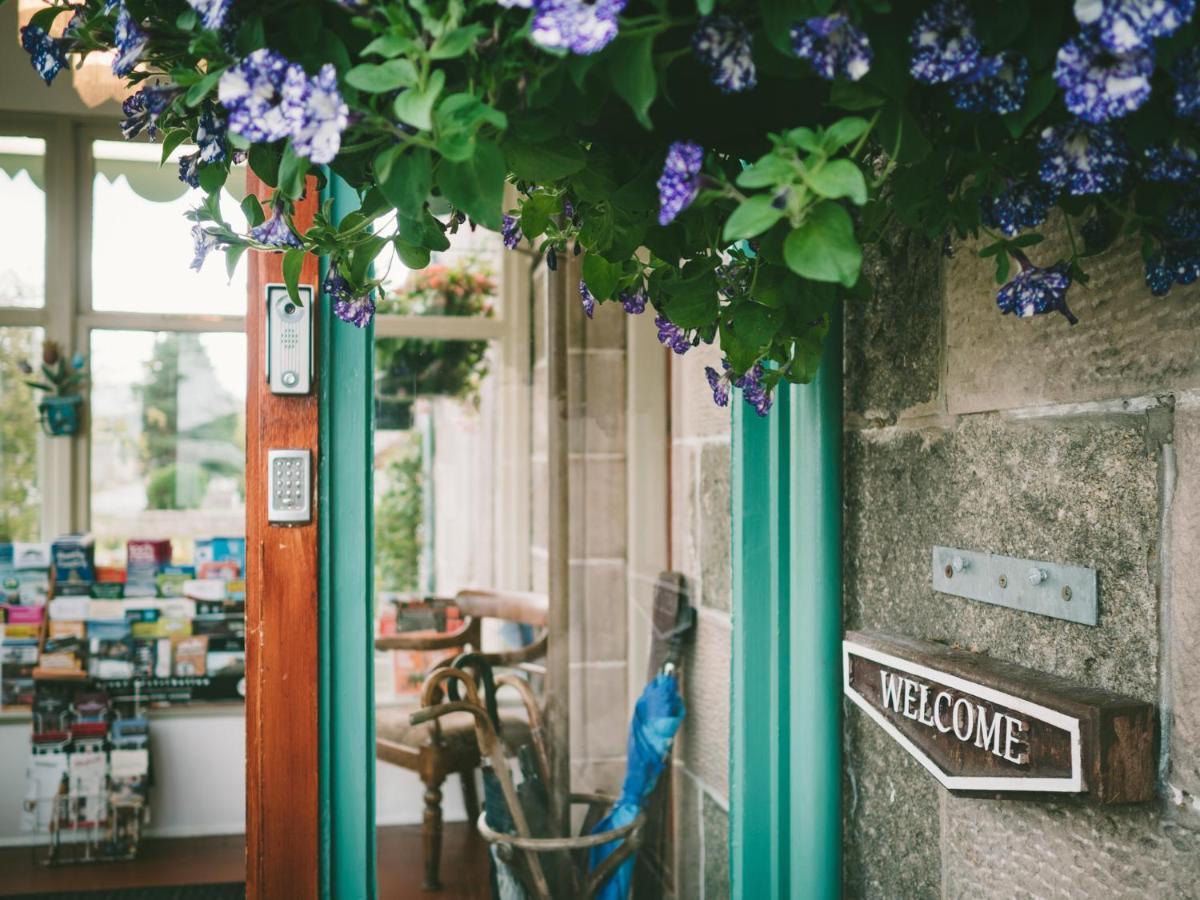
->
(393, 237, 431, 269)
(760, 0, 807, 53)
(197, 163, 228, 193)
(994, 248, 1011, 285)
(505, 139, 586, 181)
(277, 145, 309, 200)
(160, 129, 190, 164)
(823, 117, 871, 152)
(224, 244, 248, 281)
(345, 59, 418, 93)
(363, 34, 418, 58)
(877, 102, 930, 165)
(581, 254, 621, 300)
(396, 211, 451, 252)
(185, 69, 223, 107)
(1003, 73, 1056, 138)
(437, 93, 508, 133)
(248, 143, 281, 188)
(828, 80, 885, 111)
(519, 192, 559, 239)
(697, 0, 715, 11)
(436, 139, 505, 230)
(784, 127, 822, 153)
(723, 195, 784, 242)
(282, 249, 306, 305)
(429, 25, 485, 59)
(376, 147, 431, 217)
(393, 69, 446, 131)
(783, 202, 862, 287)
(805, 159, 868, 205)
(241, 194, 266, 228)
(608, 35, 656, 129)
(736, 155, 794, 189)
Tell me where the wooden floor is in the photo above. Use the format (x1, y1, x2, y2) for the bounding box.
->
(0, 824, 490, 899)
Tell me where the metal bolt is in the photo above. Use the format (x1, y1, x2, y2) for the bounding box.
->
(951, 555, 968, 573)
(1027, 567, 1048, 586)
(1061, 585, 1072, 601)
(944, 564, 954, 579)
(998, 574, 1008, 589)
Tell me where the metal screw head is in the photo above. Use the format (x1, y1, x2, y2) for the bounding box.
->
(951, 555, 968, 573)
(1027, 567, 1048, 586)
(998, 574, 1008, 589)
(1061, 585, 1072, 601)
(944, 564, 954, 579)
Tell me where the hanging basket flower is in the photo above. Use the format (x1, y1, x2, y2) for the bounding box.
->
(20, 340, 88, 438)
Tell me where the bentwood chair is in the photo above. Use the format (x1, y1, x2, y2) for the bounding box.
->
(374, 588, 548, 891)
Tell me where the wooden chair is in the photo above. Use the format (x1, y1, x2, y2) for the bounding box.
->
(375, 588, 548, 891)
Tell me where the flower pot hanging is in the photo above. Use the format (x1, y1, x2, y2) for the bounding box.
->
(38, 395, 83, 437)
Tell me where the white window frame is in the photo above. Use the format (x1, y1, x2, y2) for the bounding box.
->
(1, 112, 531, 589)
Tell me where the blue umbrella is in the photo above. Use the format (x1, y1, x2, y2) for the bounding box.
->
(588, 671, 686, 900)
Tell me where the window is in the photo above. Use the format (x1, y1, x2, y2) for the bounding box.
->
(0, 136, 45, 309)
(0, 326, 44, 541)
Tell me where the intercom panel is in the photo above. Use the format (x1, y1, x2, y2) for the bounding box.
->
(266, 283, 313, 395)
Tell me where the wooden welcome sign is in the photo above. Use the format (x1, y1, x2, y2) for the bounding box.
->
(843, 631, 1156, 804)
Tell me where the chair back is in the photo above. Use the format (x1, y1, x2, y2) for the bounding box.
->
(454, 589, 548, 628)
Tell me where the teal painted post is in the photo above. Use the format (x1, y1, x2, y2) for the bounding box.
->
(787, 313, 843, 898)
(318, 176, 377, 900)
(730, 388, 790, 900)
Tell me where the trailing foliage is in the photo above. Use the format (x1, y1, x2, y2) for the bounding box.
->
(20, 0, 1200, 412)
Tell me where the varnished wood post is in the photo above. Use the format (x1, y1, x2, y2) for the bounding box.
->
(244, 176, 321, 899)
(545, 264, 571, 837)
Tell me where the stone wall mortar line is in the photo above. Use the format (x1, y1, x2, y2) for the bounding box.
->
(1158, 439, 1178, 799)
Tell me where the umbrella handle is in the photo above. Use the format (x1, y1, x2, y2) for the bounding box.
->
(495, 673, 551, 787)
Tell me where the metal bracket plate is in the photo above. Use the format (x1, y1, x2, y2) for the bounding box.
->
(932, 546, 1097, 626)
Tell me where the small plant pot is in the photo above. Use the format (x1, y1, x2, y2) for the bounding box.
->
(38, 396, 83, 437)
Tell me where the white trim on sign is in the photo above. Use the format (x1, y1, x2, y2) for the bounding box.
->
(842, 640, 1084, 794)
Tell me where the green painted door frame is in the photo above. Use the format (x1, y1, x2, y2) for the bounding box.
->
(731, 315, 843, 899)
(318, 175, 377, 900)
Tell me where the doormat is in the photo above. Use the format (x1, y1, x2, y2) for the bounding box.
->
(11, 885, 244, 900)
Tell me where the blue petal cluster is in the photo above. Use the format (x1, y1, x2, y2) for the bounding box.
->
(1145, 243, 1200, 295)
(113, 3, 148, 77)
(981, 181, 1055, 237)
(20, 25, 67, 85)
(579, 280, 596, 319)
(1073, 0, 1195, 53)
(195, 108, 227, 164)
(733, 364, 772, 416)
(530, 0, 626, 56)
(656, 141, 704, 227)
(909, 1, 981, 84)
(186, 0, 232, 32)
(692, 15, 757, 93)
(996, 257, 1077, 322)
(1037, 123, 1130, 195)
(251, 207, 303, 249)
(620, 289, 646, 314)
(1143, 141, 1200, 181)
(178, 153, 201, 189)
(1171, 47, 1200, 121)
(655, 315, 691, 354)
(282, 64, 348, 164)
(790, 13, 873, 82)
(121, 85, 179, 140)
(705, 366, 730, 408)
(1166, 204, 1200, 240)
(501, 215, 522, 250)
(324, 271, 376, 327)
(1054, 36, 1153, 123)
(190, 224, 223, 272)
(950, 52, 1028, 114)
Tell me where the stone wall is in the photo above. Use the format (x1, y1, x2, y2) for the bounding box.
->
(843, 228, 1200, 898)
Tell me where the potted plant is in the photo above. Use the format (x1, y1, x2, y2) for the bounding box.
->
(20, 341, 88, 437)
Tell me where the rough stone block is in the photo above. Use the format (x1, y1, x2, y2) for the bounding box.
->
(1168, 407, 1200, 813)
(944, 227, 1200, 415)
(846, 228, 944, 422)
(940, 794, 1200, 899)
(531, 457, 627, 560)
(672, 340, 732, 441)
(698, 443, 732, 614)
(532, 350, 627, 455)
(702, 791, 730, 900)
(569, 662, 629, 760)
(680, 613, 731, 803)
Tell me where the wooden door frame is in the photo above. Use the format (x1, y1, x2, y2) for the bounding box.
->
(244, 174, 376, 899)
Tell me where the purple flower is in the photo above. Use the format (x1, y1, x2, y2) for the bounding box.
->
(502, 215, 522, 250)
(655, 315, 691, 354)
(112, 3, 148, 77)
(325, 270, 376, 327)
(980, 181, 1055, 237)
(121, 86, 179, 140)
(790, 14, 873, 82)
(950, 52, 1028, 115)
(498, 0, 533, 6)
(218, 49, 300, 143)
(705, 366, 730, 407)
(21, 25, 67, 85)
(178, 152, 200, 188)
(733, 364, 772, 416)
(692, 15, 757, 93)
(1142, 141, 1200, 182)
(1171, 47, 1200, 121)
(620, 289, 646, 314)
(656, 141, 704, 226)
(282, 64, 348, 164)
(1145, 244, 1200, 295)
(251, 206, 303, 249)
(1073, 0, 1194, 53)
(1037, 123, 1129, 195)
(187, 0, 232, 31)
(579, 280, 596, 318)
(996, 252, 1077, 323)
(195, 108, 227, 164)
(190, 224, 223, 272)
(530, 0, 626, 56)
(1166, 204, 1200, 240)
(1053, 36, 1153, 123)
(909, 1, 982, 85)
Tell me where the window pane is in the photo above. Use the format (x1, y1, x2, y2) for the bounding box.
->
(0, 327, 44, 540)
(91, 140, 248, 315)
(90, 330, 245, 566)
(375, 223, 503, 315)
(0, 136, 46, 309)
